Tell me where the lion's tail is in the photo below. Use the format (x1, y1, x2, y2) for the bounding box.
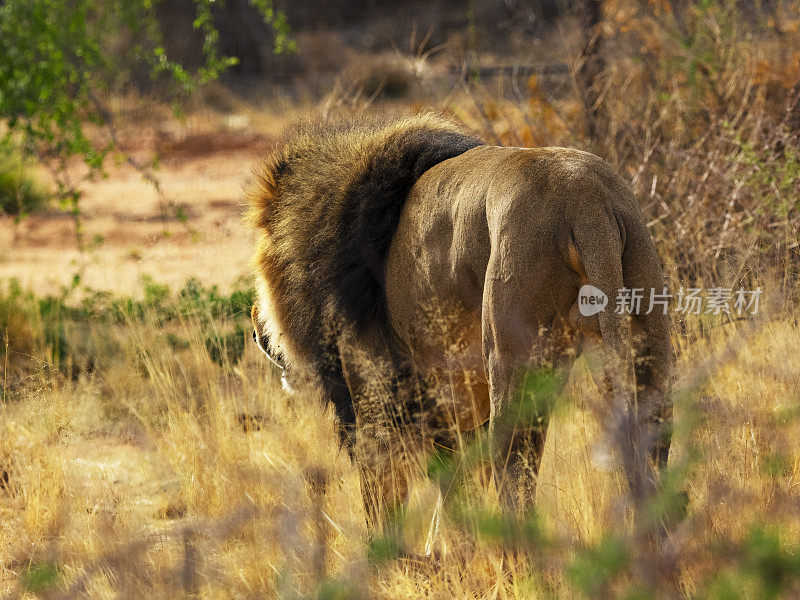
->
(571, 203, 674, 495)
(570, 211, 635, 398)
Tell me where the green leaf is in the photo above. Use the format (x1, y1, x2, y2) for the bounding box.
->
(367, 535, 401, 566)
(567, 536, 629, 596)
(21, 561, 60, 594)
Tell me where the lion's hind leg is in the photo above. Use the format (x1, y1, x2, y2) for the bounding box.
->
(484, 350, 575, 513)
(481, 277, 577, 512)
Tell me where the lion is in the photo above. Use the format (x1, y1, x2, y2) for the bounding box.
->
(248, 112, 673, 531)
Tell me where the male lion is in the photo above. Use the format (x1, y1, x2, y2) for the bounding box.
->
(248, 113, 673, 529)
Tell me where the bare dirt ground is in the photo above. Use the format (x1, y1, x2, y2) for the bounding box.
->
(0, 117, 275, 295)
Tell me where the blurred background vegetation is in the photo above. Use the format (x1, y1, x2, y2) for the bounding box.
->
(1, 1, 800, 598)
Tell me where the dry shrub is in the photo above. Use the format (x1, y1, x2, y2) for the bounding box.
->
(346, 54, 419, 99)
(596, 1, 800, 290)
(458, 1, 800, 294)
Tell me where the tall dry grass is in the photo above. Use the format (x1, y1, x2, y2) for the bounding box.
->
(1, 276, 799, 598)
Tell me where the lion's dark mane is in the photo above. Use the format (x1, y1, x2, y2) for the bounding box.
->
(249, 113, 484, 443)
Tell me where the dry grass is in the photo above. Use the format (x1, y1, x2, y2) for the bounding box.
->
(1, 289, 799, 598)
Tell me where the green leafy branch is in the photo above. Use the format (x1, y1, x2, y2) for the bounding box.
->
(0, 0, 291, 246)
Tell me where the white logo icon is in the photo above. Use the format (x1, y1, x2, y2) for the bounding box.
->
(578, 284, 608, 316)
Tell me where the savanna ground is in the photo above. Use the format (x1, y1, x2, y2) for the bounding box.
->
(3, 1, 800, 598)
